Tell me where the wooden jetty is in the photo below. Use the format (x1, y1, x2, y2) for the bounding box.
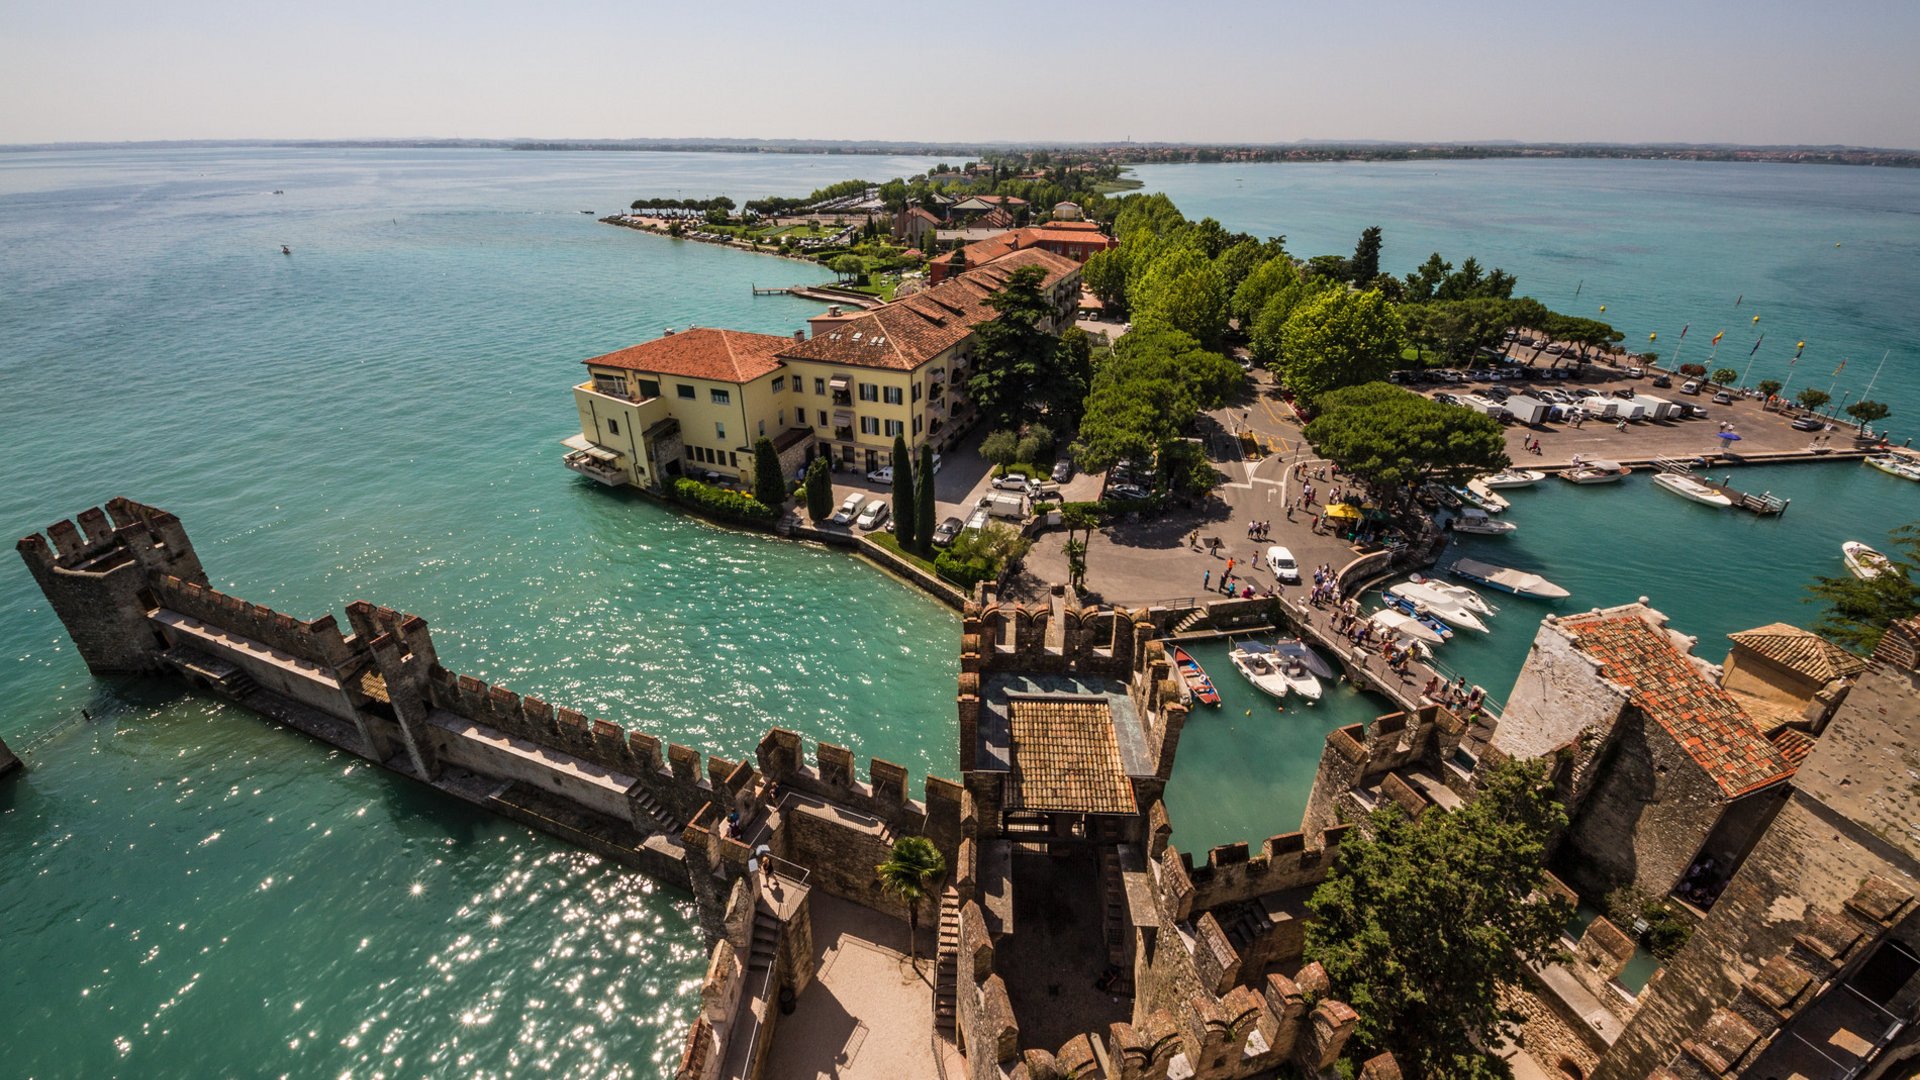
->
(1652, 458, 1790, 515)
(751, 284, 790, 296)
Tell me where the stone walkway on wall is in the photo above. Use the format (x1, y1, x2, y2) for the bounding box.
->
(761, 892, 936, 1080)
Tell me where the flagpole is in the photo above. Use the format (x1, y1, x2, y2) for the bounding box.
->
(1863, 349, 1890, 398)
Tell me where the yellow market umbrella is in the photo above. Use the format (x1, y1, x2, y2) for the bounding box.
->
(1325, 503, 1363, 521)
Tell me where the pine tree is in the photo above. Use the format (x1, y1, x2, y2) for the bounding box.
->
(804, 457, 832, 520)
(891, 434, 915, 550)
(916, 443, 938, 554)
(1351, 225, 1383, 284)
(752, 438, 786, 509)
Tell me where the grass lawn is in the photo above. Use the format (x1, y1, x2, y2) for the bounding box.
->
(869, 531, 939, 575)
(1090, 177, 1145, 193)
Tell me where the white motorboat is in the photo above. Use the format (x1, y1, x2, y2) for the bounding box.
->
(1651, 472, 1733, 508)
(1369, 609, 1447, 646)
(1562, 457, 1629, 484)
(1461, 480, 1511, 513)
(1405, 573, 1497, 615)
(1271, 638, 1336, 679)
(1866, 454, 1920, 482)
(1450, 508, 1517, 535)
(1843, 541, 1895, 580)
(1385, 584, 1490, 633)
(1229, 643, 1293, 700)
(1449, 558, 1570, 600)
(1481, 468, 1546, 489)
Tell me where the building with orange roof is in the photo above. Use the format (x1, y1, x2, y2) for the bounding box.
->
(567, 248, 1082, 489)
(1494, 602, 1796, 901)
(928, 224, 1116, 284)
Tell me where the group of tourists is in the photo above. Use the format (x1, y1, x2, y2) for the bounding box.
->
(1421, 675, 1484, 714)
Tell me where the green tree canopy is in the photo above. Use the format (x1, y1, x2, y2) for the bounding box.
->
(1303, 382, 1510, 491)
(980, 430, 1020, 473)
(1797, 387, 1832, 411)
(1847, 399, 1891, 429)
(1231, 256, 1301, 328)
(891, 434, 916, 551)
(1756, 379, 1783, 398)
(752, 437, 786, 509)
(804, 457, 832, 521)
(1277, 289, 1408, 403)
(1806, 524, 1919, 652)
(1130, 245, 1229, 347)
(967, 265, 1062, 428)
(1350, 225, 1383, 283)
(1306, 759, 1572, 1077)
(915, 443, 937, 555)
(1074, 329, 1241, 473)
(1711, 368, 1739, 386)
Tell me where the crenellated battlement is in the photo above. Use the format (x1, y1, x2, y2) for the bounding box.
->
(152, 575, 361, 670)
(1173, 824, 1353, 913)
(959, 599, 1143, 678)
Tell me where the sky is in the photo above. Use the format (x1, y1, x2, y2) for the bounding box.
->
(4, 0, 1918, 148)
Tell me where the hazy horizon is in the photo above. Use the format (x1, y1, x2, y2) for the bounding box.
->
(5, 0, 1917, 148)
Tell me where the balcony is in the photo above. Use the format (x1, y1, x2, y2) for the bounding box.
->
(833, 426, 855, 442)
(578, 380, 651, 405)
(562, 445, 626, 486)
(831, 391, 853, 407)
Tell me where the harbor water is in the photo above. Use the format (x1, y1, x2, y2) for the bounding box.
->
(2, 149, 1917, 1075)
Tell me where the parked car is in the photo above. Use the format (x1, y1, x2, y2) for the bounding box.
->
(855, 501, 890, 531)
(1625, 366, 1644, 378)
(1108, 483, 1152, 501)
(1570, 389, 1600, 401)
(1712, 391, 1734, 405)
(1433, 392, 1460, 406)
(992, 474, 1034, 492)
(1791, 415, 1827, 432)
(866, 466, 893, 485)
(1650, 374, 1672, 388)
(1266, 545, 1301, 584)
(1483, 387, 1511, 403)
(1680, 380, 1703, 395)
(828, 493, 864, 525)
(1612, 387, 1636, 399)
(1681, 404, 1709, 419)
(1050, 459, 1073, 483)
(931, 516, 964, 546)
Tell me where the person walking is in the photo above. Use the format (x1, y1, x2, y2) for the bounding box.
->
(1202, 569, 1211, 590)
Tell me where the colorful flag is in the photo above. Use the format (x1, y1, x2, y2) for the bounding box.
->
(1793, 341, 1806, 364)
(1680, 324, 1689, 339)
(1711, 331, 1724, 346)
(1749, 334, 1764, 356)
(1834, 359, 1847, 375)
(1735, 294, 1743, 307)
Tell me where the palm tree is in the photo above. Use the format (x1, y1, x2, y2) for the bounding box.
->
(875, 835, 946, 966)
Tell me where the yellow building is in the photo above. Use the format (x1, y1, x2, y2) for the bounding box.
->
(565, 246, 1081, 492)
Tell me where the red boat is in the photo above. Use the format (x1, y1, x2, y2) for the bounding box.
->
(1172, 646, 1222, 708)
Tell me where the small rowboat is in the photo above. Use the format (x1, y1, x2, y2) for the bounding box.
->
(1172, 646, 1222, 707)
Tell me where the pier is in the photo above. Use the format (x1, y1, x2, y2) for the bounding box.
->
(1651, 458, 1791, 514)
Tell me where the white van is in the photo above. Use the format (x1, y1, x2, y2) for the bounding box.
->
(977, 492, 1027, 520)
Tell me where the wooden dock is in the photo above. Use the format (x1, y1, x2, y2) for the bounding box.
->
(1652, 458, 1790, 514)
(751, 284, 790, 296)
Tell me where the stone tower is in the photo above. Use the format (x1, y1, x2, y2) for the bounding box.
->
(16, 498, 208, 674)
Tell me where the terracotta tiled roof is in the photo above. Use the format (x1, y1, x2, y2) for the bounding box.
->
(1728, 623, 1868, 683)
(1565, 614, 1793, 797)
(582, 328, 789, 383)
(1768, 727, 1817, 768)
(974, 207, 1015, 229)
(954, 226, 1116, 272)
(903, 207, 940, 224)
(778, 248, 1077, 371)
(1006, 698, 1136, 815)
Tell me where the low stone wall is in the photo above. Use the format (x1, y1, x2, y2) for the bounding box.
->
(858, 536, 966, 610)
(1501, 977, 1605, 1079)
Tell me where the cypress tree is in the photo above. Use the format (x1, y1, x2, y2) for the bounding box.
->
(891, 435, 915, 550)
(916, 443, 938, 554)
(752, 437, 786, 509)
(804, 457, 832, 520)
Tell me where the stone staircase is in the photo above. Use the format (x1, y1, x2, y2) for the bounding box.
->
(748, 908, 781, 976)
(934, 887, 960, 1039)
(629, 788, 682, 837)
(1171, 608, 1208, 635)
(1099, 850, 1128, 966)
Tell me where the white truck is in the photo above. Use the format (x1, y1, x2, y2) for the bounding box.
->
(977, 492, 1028, 521)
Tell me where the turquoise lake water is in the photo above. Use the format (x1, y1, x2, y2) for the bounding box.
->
(2, 150, 1916, 1075)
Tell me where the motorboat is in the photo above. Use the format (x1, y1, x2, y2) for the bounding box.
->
(1369, 609, 1447, 646)
(1480, 468, 1546, 489)
(1271, 638, 1336, 679)
(1405, 574, 1497, 615)
(1172, 646, 1222, 707)
(1240, 640, 1322, 701)
(1843, 541, 1895, 581)
(1449, 508, 1517, 535)
(1449, 558, 1570, 600)
(1650, 472, 1734, 508)
(1419, 483, 1463, 510)
(1229, 642, 1293, 700)
(1562, 458, 1629, 484)
(1382, 592, 1468, 637)
(1866, 454, 1920, 482)
(1384, 585, 1490, 633)
(1462, 479, 1511, 513)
